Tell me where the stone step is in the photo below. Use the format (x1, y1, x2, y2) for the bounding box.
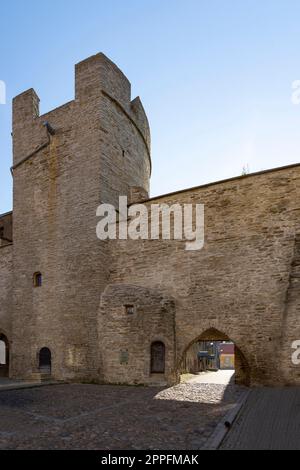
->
(149, 383, 168, 387)
(148, 373, 168, 387)
(40, 374, 52, 382)
(27, 372, 53, 383)
(148, 380, 168, 387)
(28, 372, 42, 383)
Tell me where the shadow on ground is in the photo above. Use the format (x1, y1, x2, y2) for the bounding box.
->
(0, 381, 246, 450)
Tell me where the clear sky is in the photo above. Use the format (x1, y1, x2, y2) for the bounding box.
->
(1, 0, 300, 214)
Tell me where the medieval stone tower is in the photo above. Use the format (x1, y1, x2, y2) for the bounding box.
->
(1, 52, 300, 387)
(10, 53, 151, 381)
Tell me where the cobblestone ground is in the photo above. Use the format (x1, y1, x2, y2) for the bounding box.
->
(0, 383, 246, 450)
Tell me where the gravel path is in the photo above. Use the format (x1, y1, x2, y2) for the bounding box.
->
(187, 370, 235, 385)
(0, 382, 246, 450)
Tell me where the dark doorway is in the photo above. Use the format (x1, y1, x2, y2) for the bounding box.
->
(0, 333, 9, 377)
(150, 341, 165, 374)
(39, 347, 52, 374)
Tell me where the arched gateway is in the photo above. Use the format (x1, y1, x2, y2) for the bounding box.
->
(179, 328, 250, 386)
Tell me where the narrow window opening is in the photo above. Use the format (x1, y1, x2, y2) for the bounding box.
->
(125, 304, 135, 315)
(33, 272, 42, 287)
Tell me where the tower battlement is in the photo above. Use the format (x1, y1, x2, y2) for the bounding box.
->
(12, 53, 151, 172)
(75, 52, 132, 106)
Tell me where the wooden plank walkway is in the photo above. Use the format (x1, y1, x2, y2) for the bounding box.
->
(221, 387, 300, 450)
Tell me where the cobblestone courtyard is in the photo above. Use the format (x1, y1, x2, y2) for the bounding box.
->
(0, 381, 245, 450)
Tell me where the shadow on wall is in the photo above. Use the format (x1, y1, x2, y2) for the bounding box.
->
(179, 328, 250, 386)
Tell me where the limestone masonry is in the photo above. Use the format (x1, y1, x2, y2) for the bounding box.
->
(0, 53, 299, 386)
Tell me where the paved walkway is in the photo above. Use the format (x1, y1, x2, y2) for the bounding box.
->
(221, 387, 300, 450)
(187, 370, 235, 385)
(0, 378, 15, 385)
(0, 382, 246, 450)
(0, 377, 47, 391)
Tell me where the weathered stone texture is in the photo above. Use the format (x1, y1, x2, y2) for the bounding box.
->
(0, 245, 13, 338)
(0, 53, 299, 386)
(99, 284, 176, 385)
(108, 166, 300, 386)
(0, 211, 13, 342)
(0, 212, 12, 248)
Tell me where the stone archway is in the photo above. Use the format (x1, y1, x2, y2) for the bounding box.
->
(0, 333, 9, 377)
(179, 327, 250, 386)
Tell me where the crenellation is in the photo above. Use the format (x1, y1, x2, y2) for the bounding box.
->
(75, 52, 131, 107)
(12, 89, 41, 165)
(13, 88, 40, 121)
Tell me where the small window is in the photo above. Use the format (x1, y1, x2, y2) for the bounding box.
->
(125, 304, 134, 315)
(33, 272, 42, 287)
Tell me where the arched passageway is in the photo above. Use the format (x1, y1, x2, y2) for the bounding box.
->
(0, 333, 9, 377)
(179, 328, 250, 386)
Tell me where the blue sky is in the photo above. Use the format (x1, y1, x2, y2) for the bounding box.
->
(1, 0, 300, 214)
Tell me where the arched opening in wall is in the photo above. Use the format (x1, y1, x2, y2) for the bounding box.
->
(33, 272, 42, 287)
(39, 347, 52, 375)
(0, 333, 9, 377)
(179, 328, 250, 386)
(150, 341, 165, 374)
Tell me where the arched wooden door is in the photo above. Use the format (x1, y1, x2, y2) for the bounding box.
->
(150, 341, 165, 374)
(0, 333, 9, 377)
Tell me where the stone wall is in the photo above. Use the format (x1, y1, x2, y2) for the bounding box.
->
(0, 212, 13, 248)
(99, 284, 176, 385)
(0, 244, 13, 338)
(107, 164, 300, 386)
(280, 233, 300, 384)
